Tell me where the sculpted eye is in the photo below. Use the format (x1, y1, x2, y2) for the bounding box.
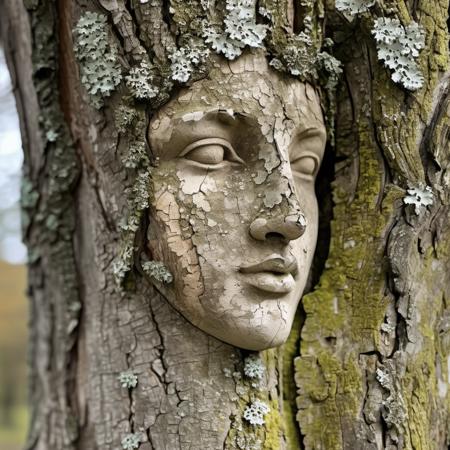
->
(289, 129, 325, 180)
(180, 138, 244, 166)
(290, 154, 319, 179)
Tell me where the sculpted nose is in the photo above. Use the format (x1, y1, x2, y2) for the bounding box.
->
(249, 211, 307, 242)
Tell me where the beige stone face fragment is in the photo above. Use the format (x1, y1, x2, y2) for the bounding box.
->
(147, 52, 326, 350)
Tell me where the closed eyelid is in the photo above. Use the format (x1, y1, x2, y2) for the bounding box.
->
(290, 150, 320, 165)
(290, 151, 321, 179)
(180, 138, 234, 157)
(180, 137, 245, 165)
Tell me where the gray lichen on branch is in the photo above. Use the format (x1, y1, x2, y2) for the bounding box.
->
(73, 12, 122, 108)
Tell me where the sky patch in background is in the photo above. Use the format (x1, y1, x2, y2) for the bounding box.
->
(0, 47, 26, 264)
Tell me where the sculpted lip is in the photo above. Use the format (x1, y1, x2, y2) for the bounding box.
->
(240, 254, 298, 275)
(239, 255, 298, 294)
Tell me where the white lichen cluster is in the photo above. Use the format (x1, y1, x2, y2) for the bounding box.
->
(112, 245, 135, 285)
(258, 6, 271, 19)
(121, 433, 142, 450)
(123, 142, 148, 169)
(203, 0, 267, 60)
(403, 184, 433, 215)
(372, 18, 425, 91)
(112, 111, 152, 285)
(142, 261, 173, 284)
(169, 43, 210, 82)
(224, 0, 267, 46)
(317, 50, 344, 91)
(125, 61, 158, 99)
(73, 12, 122, 108)
(46, 129, 59, 142)
(243, 355, 265, 380)
(335, 0, 375, 15)
(112, 169, 152, 284)
(115, 105, 138, 133)
(270, 32, 314, 77)
(131, 171, 151, 211)
(376, 364, 407, 432)
(243, 400, 270, 426)
(376, 367, 389, 387)
(118, 371, 138, 389)
(270, 34, 342, 90)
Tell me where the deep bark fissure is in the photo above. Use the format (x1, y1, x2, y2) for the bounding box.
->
(146, 296, 169, 393)
(420, 76, 450, 181)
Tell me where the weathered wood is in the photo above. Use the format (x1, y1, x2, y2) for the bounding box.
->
(1, 0, 450, 449)
(296, 3, 450, 449)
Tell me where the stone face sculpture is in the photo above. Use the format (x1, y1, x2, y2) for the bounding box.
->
(147, 53, 326, 350)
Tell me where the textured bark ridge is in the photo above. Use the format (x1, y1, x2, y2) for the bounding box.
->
(296, 3, 450, 448)
(1, 0, 450, 449)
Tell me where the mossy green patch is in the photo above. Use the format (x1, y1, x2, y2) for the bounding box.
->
(295, 113, 398, 445)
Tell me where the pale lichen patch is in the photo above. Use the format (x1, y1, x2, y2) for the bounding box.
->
(142, 260, 173, 284)
(243, 355, 265, 380)
(73, 12, 122, 108)
(125, 60, 159, 100)
(121, 432, 143, 450)
(203, 0, 267, 60)
(403, 184, 434, 215)
(336, 0, 375, 16)
(169, 41, 210, 83)
(112, 108, 152, 285)
(118, 371, 138, 389)
(372, 18, 425, 91)
(243, 400, 270, 426)
(376, 362, 408, 436)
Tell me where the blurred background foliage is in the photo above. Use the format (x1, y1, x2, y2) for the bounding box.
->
(0, 263, 27, 450)
(0, 45, 28, 450)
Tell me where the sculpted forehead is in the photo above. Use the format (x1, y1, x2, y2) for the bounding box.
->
(149, 56, 325, 151)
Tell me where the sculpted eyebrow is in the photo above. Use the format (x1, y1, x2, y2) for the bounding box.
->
(171, 110, 261, 141)
(174, 109, 259, 127)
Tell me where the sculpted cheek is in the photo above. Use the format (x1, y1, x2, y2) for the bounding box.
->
(147, 189, 205, 319)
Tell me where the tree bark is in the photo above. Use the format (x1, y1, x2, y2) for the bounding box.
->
(1, 1, 450, 449)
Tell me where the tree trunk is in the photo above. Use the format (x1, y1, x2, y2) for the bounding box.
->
(1, 1, 450, 449)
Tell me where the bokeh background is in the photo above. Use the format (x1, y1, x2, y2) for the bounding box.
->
(0, 45, 29, 450)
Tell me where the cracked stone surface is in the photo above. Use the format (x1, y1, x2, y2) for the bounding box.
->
(147, 52, 326, 350)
